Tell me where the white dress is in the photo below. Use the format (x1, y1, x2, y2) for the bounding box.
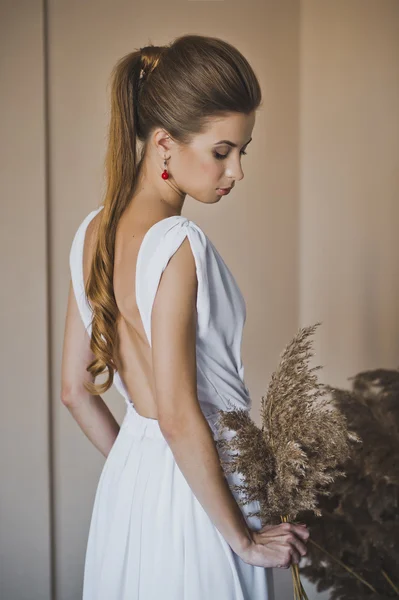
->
(69, 206, 274, 600)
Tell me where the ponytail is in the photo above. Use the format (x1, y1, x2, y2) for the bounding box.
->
(84, 51, 143, 394)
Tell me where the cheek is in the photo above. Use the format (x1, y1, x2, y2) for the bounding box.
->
(177, 150, 223, 191)
(198, 157, 223, 180)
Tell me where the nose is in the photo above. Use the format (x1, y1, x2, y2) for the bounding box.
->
(235, 166, 244, 182)
(226, 160, 244, 183)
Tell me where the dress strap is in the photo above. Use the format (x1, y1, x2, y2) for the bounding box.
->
(69, 205, 133, 404)
(69, 206, 103, 336)
(135, 215, 211, 347)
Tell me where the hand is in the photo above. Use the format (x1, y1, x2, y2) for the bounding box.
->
(237, 522, 310, 569)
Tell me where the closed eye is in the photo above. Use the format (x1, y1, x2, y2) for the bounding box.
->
(214, 150, 248, 160)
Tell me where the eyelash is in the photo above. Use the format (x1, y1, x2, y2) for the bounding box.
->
(214, 150, 248, 160)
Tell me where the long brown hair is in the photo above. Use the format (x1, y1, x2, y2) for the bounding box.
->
(84, 34, 263, 395)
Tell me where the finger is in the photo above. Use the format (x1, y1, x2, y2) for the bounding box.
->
(287, 534, 308, 557)
(257, 523, 310, 548)
(255, 525, 289, 544)
(289, 547, 301, 565)
(271, 543, 294, 569)
(259, 524, 286, 535)
(255, 531, 292, 546)
(280, 522, 310, 542)
(292, 525, 310, 542)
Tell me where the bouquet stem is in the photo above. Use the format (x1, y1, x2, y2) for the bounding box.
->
(281, 516, 309, 600)
(308, 539, 377, 594)
(381, 570, 399, 596)
(292, 563, 309, 600)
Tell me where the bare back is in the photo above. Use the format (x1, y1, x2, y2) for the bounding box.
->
(83, 210, 163, 419)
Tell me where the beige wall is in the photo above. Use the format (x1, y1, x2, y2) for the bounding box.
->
(1, 1, 397, 599)
(300, 0, 399, 386)
(0, 1, 53, 599)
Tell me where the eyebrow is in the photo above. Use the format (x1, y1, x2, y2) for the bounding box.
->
(214, 137, 252, 148)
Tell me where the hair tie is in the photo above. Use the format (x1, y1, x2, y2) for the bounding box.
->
(138, 46, 167, 85)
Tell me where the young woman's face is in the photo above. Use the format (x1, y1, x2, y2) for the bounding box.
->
(173, 111, 256, 204)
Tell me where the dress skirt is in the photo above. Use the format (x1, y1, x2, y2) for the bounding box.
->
(82, 402, 274, 599)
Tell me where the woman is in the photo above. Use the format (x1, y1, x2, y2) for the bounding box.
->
(62, 34, 309, 599)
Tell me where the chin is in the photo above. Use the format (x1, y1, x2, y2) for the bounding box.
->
(192, 192, 221, 205)
(210, 193, 222, 204)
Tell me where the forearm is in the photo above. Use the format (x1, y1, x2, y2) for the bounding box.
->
(63, 393, 120, 458)
(160, 407, 252, 556)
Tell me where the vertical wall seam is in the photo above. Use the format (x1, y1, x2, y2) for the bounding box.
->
(42, 0, 57, 597)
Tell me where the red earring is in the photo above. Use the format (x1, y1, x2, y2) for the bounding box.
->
(161, 157, 169, 180)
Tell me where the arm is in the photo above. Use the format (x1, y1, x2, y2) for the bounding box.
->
(151, 237, 253, 556)
(60, 279, 120, 458)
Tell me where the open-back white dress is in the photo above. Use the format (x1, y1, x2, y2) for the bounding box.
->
(69, 206, 274, 599)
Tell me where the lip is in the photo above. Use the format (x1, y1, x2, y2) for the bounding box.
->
(216, 186, 233, 195)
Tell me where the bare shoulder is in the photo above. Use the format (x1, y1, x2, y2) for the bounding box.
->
(155, 235, 198, 308)
(82, 211, 102, 286)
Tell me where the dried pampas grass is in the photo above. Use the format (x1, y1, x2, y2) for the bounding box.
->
(215, 323, 359, 599)
(300, 368, 399, 599)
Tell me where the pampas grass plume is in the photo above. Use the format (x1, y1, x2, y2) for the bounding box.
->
(214, 323, 360, 599)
